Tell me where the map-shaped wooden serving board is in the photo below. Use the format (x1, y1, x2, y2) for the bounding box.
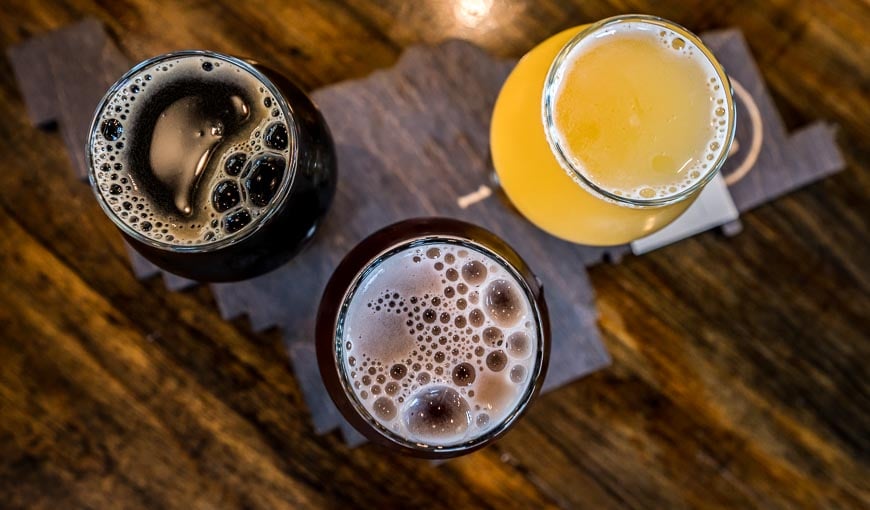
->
(8, 20, 843, 447)
(212, 39, 614, 444)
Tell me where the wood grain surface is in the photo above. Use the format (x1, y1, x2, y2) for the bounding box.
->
(0, 1, 868, 509)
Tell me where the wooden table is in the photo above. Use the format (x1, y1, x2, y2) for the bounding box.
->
(0, 1, 867, 508)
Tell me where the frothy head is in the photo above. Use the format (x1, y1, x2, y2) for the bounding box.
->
(543, 15, 735, 206)
(87, 51, 295, 248)
(336, 239, 544, 450)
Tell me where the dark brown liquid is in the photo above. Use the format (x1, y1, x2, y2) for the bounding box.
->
(148, 94, 248, 215)
(90, 52, 336, 281)
(93, 55, 291, 245)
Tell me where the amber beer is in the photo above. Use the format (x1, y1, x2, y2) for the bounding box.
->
(87, 50, 336, 281)
(316, 219, 550, 457)
(491, 15, 736, 245)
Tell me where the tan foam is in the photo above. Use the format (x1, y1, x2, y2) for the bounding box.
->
(340, 241, 540, 446)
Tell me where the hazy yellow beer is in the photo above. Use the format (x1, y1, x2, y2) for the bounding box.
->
(491, 15, 736, 245)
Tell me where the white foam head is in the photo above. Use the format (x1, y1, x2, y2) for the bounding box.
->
(339, 241, 541, 447)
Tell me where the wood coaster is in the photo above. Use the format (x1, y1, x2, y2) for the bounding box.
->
(8, 21, 844, 448)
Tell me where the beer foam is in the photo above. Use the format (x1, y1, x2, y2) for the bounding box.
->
(89, 53, 293, 246)
(340, 241, 540, 447)
(548, 20, 731, 202)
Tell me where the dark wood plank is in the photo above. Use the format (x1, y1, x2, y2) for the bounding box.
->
(0, 1, 867, 509)
(0, 202, 557, 508)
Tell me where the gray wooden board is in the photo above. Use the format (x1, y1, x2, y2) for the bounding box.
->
(209, 40, 613, 440)
(8, 21, 845, 448)
(703, 30, 844, 214)
(6, 18, 129, 180)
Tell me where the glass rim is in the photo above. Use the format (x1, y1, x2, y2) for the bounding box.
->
(85, 49, 300, 253)
(541, 14, 737, 208)
(331, 232, 548, 456)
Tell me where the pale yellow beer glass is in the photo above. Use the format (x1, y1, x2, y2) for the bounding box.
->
(491, 15, 736, 245)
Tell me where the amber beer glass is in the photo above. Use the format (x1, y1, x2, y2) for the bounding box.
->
(316, 218, 550, 458)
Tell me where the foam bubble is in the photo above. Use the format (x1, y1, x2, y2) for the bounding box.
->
(469, 308, 485, 327)
(101, 118, 123, 141)
(212, 180, 241, 212)
(484, 279, 524, 327)
(403, 386, 470, 443)
(263, 122, 289, 150)
(373, 397, 398, 422)
(385, 382, 400, 395)
(476, 413, 490, 427)
(461, 260, 487, 285)
(486, 350, 507, 372)
(390, 364, 407, 380)
(510, 365, 527, 383)
(507, 331, 531, 359)
(452, 363, 476, 386)
(483, 327, 503, 346)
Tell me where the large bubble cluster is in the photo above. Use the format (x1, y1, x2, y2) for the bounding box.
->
(90, 54, 293, 246)
(341, 242, 539, 447)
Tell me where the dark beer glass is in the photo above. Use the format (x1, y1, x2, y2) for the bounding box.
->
(87, 50, 336, 281)
(316, 218, 550, 458)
